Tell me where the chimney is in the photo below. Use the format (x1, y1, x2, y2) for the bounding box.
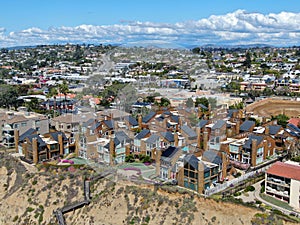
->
(32, 137, 38, 164)
(174, 132, 179, 147)
(203, 130, 208, 151)
(251, 138, 257, 167)
(110, 113, 113, 120)
(75, 133, 80, 156)
(265, 126, 269, 135)
(262, 117, 267, 124)
(138, 114, 142, 130)
(221, 152, 227, 180)
(198, 106, 202, 118)
(14, 129, 19, 153)
(155, 149, 162, 176)
(197, 160, 205, 194)
(263, 140, 268, 160)
(125, 144, 131, 156)
(235, 120, 240, 135)
(109, 135, 115, 166)
(196, 127, 201, 149)
(58, 134, 64, 155)
(22, 142, 27, 157)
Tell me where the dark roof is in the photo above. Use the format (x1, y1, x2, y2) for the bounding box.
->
(156, 115, 165, 122)
(145, 134, 160, 144)
(287, 123, 300, 133)
(19, 128, 36, 142)
(203, 150, 222, 165)
(243, 135, 264, 149)
(103, 120, 114, 129)
(161, 146, 179, 158)
(142, 111, 156, 123)
(50, 131, 68, 142)
(160, 131, 174, 142)
(268, 125, 281, 135)
(115, 130, 131, 143)
(27, 134, 46, 148)
(227, 109, 238, 118)
(197, 119, 208, 129)
(184, 154, 210, 172)
(125, 116, 138, 126)
(91, 121, 101, 130)
(181, 125, 197, 138)
(170, 115, 179, 123)
(162, 110, 172, 116)
(240, 120, 255, 132)
(82, 118, 95, 128)
(135, 129, 150, 140)
(184, 154, 199, 170)
(212, 120, 226, 130)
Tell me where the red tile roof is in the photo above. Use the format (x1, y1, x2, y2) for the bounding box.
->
(288, 118, 300, 127)
(266, 161, 300, 181)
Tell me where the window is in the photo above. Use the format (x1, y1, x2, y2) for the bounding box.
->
(14, 124, 20, 129)
(21, 122, 27, 127)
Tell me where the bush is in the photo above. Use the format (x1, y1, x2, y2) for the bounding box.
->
(245, 185, 255, 192)
(260, 185, 265, 193)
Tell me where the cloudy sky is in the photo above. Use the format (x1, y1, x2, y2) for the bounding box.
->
(0, 0, 300, 48)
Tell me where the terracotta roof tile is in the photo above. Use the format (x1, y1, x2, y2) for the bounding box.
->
(266, 161, 300, 181)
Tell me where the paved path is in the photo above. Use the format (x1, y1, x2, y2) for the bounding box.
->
(239, 180, 300, 217)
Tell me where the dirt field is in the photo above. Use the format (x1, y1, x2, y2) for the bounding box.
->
(246, 98, 300, 118)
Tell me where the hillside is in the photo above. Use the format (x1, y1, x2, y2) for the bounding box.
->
(0, 153, 294, 225)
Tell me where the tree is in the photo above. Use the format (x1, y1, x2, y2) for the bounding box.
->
(159, 97, 171, 107)
(185, 98, 194, 108)
(192, 47, 200, 54)
(0, 84, 19, 109)
(272, 114, 289, 128)
(243, 52, 252, 68)
(58, 81, 69, 113)
(195, 97, 209, 108)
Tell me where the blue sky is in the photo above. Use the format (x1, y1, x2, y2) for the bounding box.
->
(0, 0, 300, 47)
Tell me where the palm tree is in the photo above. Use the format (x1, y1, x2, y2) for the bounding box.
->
(46, 87, 58, 117)
(59, 80, 69, 113)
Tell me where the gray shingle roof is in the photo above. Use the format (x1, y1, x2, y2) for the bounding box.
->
(142, 111, 156, 123)
(125, 116, 138, 126)
(160, 131, 174, 142)
(145, 134, 160, 144)
(181, 125, 197, 138)
(27, 134, 46, 148)
(115, 130, 131, 143)
(50, 131, 68, 142)
(103, 120, 114, 129)
(243, 135, 264, 149)
(184, 154, 210, 172)
(203, 150, 222, 165)
(197, 119, 208, 129)
(19, 128, 36, 142)
(135, 129, 150, 140)
(240, 120, 255, 132)
(268, 125, 281, 135)
(212, 120, 226, 130)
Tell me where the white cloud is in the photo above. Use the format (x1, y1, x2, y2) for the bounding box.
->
(1, 10, 300, 47)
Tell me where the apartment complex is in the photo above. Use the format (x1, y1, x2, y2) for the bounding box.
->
(265, 161, 300, 210)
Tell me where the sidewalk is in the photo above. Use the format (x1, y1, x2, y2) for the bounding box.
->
(251, 181, 300, 217)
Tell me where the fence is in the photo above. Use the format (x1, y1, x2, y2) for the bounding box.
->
(204, 167, 268, 197)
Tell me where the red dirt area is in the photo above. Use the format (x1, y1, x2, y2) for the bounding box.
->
(246, 98, 300, 118)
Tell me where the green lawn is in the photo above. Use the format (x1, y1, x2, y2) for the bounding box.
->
(260, 193, 294, 211)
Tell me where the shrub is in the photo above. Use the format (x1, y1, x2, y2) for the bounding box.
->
(26, 207, 34, 212)
(245, 185, 255, 192)
(13, 215, 18, 222)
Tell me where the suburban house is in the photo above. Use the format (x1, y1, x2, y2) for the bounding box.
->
(21, 131, 69, 164)
(156, 146, 182, 180)
(177, 154, 221, 194)
(0, 110, 49, 148)
(265, 161, 300, 210)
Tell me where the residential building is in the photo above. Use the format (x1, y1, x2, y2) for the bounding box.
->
(265, 161, 300, 210)
(0, 110, 49, 148)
